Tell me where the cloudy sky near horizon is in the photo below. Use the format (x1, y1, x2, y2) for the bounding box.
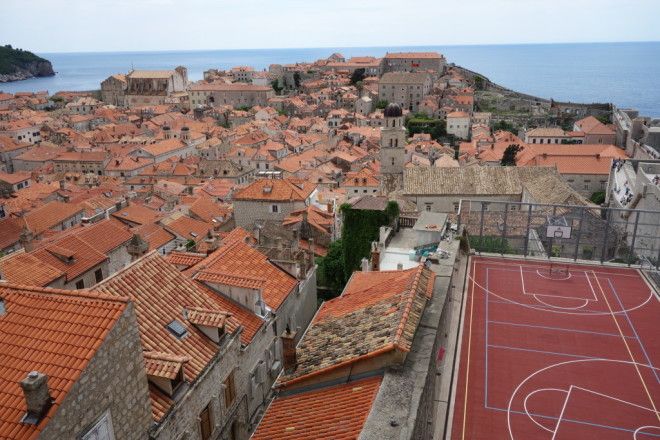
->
(1, 0, 659, 53)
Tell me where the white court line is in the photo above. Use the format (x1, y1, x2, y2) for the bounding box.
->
(634, 426, 660, 440)
(523, 388, 567, 433)
(506, 358, 660, 440)
(536, 268, 572, 281)
(477, 258, 642, 277)
(519, 265, 597, 303)
(533, 295, 590, 310)
(551, 385, 573, 440)
(468, 271, 654, 316)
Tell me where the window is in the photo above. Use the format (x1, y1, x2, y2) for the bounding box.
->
(271, 204, 279, 213)
(425, 203, 432, 212)
(82, 411, 115, 440)
(453, 202, 460, 213)
(94, 268, 103, 283)
(224, 372, 236, 408)
(199, 404, 213, 440)
(75, 279, 85, 289)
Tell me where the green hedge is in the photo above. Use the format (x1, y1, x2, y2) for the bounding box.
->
(469, 236, 513, 254)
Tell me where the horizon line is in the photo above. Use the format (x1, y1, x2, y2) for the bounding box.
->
(35, 39, 660, 56)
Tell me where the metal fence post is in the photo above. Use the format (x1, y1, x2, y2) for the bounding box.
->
(600, 208, 611, 263)
(573, 206, 585, 262)
(501, 203, 509, 255)
(628, 211, 641, 266)
(478, 202, 486, 254)
(523, 204, 533, 257)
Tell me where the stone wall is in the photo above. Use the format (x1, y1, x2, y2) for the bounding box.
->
(233, 200, 305, 229)
(40, 303, 152, 440)
(151, 332, 249, 440)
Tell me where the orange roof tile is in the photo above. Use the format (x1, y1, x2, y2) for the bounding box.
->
(31, 236, 108, 282)
(0, 284, 127, 439)
(0, 252, 64, 287)
(191, 239, 297, 310)
(95, 252, 241, 421)
(252, 376, 382, 440)
(23, 201, 84, 236)
(233, 178, 316, 202)
(278, 266, 434, 386)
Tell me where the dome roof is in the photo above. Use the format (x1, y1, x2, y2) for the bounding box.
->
(384, 103, 403, 118)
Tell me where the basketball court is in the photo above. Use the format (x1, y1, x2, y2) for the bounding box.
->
(448, 256, 660, 439)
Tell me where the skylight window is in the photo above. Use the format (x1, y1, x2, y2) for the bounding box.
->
(166, 320, 188, 338)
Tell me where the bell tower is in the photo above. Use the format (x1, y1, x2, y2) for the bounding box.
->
(380, 103, 406, 191)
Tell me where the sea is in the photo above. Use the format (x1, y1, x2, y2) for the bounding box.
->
(1, 42, 659, 117)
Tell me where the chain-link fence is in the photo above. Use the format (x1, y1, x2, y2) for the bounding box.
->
(457, 200, 660, 269)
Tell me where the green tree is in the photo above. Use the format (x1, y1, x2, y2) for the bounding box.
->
(375, 99, 389, 110)
(406, 116, 447, 141)
(317, 240, 346, 294)
(474, 75, 485, 91)
(590, 191, 605, 205)
(596, 114, 611, 125)
(500, 144, 522, 166)
(271, 79, 283, 95)
(493, 120, 518, 135)
(350, 68, 366, 85)
(293, 72, 301, 88)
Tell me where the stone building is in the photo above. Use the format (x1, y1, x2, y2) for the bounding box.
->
(378, 72, 432, 113)
(100, 74, 127, 106)
(124, 67, 188, 107)
(189, 83, 274, 109)
(52, 151, 109, 175)
(381, 52, 446, 75)
(0, 283, 152, 440)
(379, 103, 406, 193)
(446, 111, 471, 140)
(232, 178, 317, 228)
(96, 252, 249, 440)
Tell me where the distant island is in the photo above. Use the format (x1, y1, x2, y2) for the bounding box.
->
(0, 44, 55, 83)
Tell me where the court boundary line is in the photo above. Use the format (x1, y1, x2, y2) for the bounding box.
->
(476, 258, 642, 277)
(607, 277, 660, 384)
(459, 259, 477, 440)
(591, 272, 660, 423)
(487, 320, 637, 339)
(506, 358, 660, 440)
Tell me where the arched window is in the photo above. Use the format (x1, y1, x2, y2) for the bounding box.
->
(395, 139, 398, 147)
(390, 139, 393, 147)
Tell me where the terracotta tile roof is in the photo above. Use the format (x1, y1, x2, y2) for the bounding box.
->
(165, 251, 206, 269)
(186, 307, 232, 328)
(384, 51, 442, 59)
(282, 205, 333, 235)
(194, 282, 264, 345)
(23, 201, 84, 236)
(233, 178, 316, 202)
(132, 223, 176, 251)
(0, 217, 25, 252)
(190, 239, 297, 311)
(141, 139, 187, 157)
(143, 351, 189, 380)
(0, 283, 127, 440)
(0, 252, 64, 287)
(189, 197, 232, 223)
(32, 235, 108, 282)
(278, 266, 434, 386)
(162, 215, 211, 242)
(111, 204, 160, 226)
(95, 252, 240, 421)
(252, 376, 382, 440)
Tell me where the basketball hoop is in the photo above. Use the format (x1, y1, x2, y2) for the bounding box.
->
(546, 215, 572, 239)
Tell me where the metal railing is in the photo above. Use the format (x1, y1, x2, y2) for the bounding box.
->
(457, 200, 660, 270)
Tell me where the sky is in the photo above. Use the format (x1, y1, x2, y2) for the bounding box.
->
(2, 0, 660, 53)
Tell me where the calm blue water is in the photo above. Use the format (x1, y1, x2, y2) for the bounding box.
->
(1, 42, 659, 117)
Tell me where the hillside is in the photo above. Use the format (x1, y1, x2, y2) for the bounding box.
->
(0, 44, 55, 82)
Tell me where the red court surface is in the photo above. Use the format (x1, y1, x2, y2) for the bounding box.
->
(449, 256, 660, 440)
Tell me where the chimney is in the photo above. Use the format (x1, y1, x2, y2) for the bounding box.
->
(370, 241, 380, 271)
(397, 263, 403, 271)
(58, 180, 65, 191)
(20, 371, 52, 425)
(181, 126, 191, 141)
(309, 238, 315, 257)
(163, 125, 171, 139)
(276, 236, 283, 250)
(361, 257, 370, 272)
(19, 227, 34, 252)
(281, 327, 298, 374)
